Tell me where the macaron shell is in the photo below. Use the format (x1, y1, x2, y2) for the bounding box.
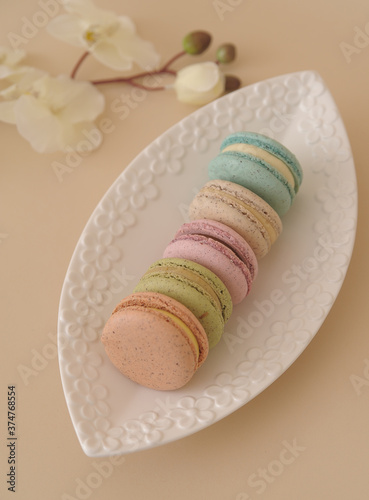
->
(174, 219, 258, 280)
(163, 234, 251, 305)
(221, 143, 296, 190)
(142, 258, 233, 323)
(189, 180, 282, 259)
(208, 150, 293, 217)
(111, 292, 209, 367)
(134, 259, 233, 348)
(101, 292, 209, 391)
(102, 307, 198, 390)
(220, 131, 303, 191)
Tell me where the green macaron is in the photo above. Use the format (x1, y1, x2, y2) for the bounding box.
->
(134, 258, 232, 349)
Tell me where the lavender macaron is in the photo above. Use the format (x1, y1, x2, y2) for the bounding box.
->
(163, 219, 258, 305)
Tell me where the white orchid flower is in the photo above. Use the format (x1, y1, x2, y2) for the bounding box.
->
(0, 67, 48, 123)
(47, 0, 160, 72)
(0, 71, 105, 153)
(0, 46, 27, 80)
(174, 61, 225, 106)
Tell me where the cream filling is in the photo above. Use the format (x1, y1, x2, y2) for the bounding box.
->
(206, 186, 279, 244)
(153, 308, 199, 361)
(222, 143, 295, 190)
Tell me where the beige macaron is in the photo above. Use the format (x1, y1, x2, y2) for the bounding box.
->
(188, 179, 282, 259)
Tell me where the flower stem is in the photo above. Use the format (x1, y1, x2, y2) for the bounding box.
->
(160, 50, 186, 71)
(91, 75, 167, 91)
(70, 51, 90, 79)
(87, 50, 186, 89)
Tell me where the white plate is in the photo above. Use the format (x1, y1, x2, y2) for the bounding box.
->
(58, 70, 357, 457)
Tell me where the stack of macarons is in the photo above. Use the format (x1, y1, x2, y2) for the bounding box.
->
(101, 131, 303, 391)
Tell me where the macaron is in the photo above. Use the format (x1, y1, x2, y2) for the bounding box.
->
(134, 258, 233, 349)
(188, 179, 282, 259)
(163, 219, 258, 305)
(208, 131, 303, 217)
(101, 292, 209, 391)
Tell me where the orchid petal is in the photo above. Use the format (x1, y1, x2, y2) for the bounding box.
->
(0, 67, 47, 99)
(63, 0, 118, 26)
(33, 75, 104, 122)
(47, 1, 160, 71)
(116, 15, 136, 35)
(0, 46, 26, 66)
(0, 47, 28, 80)
(59, 84, 105, 123)
(9, 73, 105, 153)
(47, 14, 86, 47)
(0, 66, 15, 79)
(14, 94, 63, 153)
(91, 40, 133, 71)
(112, 26, 160, 70)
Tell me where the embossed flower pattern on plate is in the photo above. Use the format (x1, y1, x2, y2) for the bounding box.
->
(117, 168, 159, 209)
(285, 71, 325, 109)
(311, 136, 352, 175)
(69, 379, 109, 420)
(237, 348, 282, 383)
(213, 92, 253, 131)
(78, 418, 124, 454)
(60, 339, 102, 380)
(81, 230, 120, 272)
(68, 264, 109, 304)
(146, 136, 185, 175)
(298, 104, 338, 144)
(266, 318, 311, 356)
(178, 112, 220, 153)
(204, 372, 250, 407)
(316, 175, 356, 213)
(168, 396, 215, 429)
(290, 283, 333, 321)
(314, 210, 356, 247)
(94, 195, 136, 236)
(60, 302, 102, 341)
(124, 412, 172, 446)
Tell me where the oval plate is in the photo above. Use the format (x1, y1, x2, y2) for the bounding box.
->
(58, 71, 357, 457)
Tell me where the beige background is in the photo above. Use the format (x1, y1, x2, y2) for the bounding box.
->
(1, 0, 368, 498)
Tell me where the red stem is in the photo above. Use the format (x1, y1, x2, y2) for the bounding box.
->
(70, 50, 187, 89)
(70, 51, 90, 79)
(160, 50, 186, 71)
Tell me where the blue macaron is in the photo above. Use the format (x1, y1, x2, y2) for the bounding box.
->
(208, 131, 303, 217)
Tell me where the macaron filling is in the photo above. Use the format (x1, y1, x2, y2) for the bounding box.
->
(221, 143, 296, 190)
(163, 233, 252, 304)
(175, 219, 258, 280)
(153, 308, 200, 361)
(143, 263, 223, 314)
(220, 131, 303, 190)
(204, 183, 280, 244)
(134, 259, 232, 348)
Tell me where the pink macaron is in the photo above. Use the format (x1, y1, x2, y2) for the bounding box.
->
(163, 219, 258, 305)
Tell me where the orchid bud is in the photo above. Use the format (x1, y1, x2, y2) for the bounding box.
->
(216, 44, 236, 63)
(183, 31, 212, 55)
(224, 75, 241, 92)
(174, 62, 225, 105)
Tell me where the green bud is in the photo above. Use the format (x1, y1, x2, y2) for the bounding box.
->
(225, 75, 241, 92)
(216, 44, 236, 63)
(183, 31, 212, 55)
